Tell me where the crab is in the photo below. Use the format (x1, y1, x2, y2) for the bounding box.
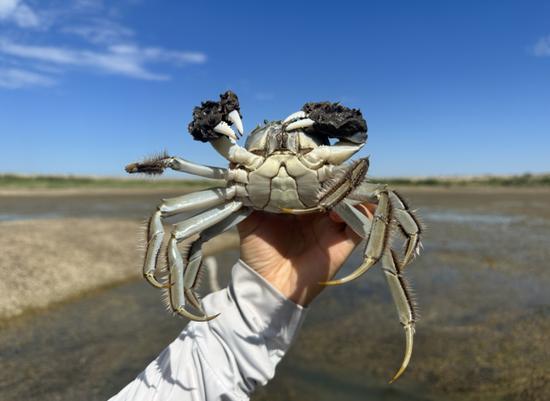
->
(125, 91, 423, 383)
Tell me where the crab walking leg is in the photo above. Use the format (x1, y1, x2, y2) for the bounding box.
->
(321, 190, 391, 286)
(181, 208, 252, 312)
(204, 257, 221, 292)
(381, 249, 416, 383)
(125, 155, 227, 179)
(349, 183, 423, 268)
(388, 191, 423, 268)
(166, 201, 242, 320)
(143, 187, 237, 288)
(332, 199, 372, 239)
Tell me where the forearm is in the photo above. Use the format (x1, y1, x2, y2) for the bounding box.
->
(109, 260, 306, 401)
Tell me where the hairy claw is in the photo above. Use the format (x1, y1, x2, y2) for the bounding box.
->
(188, 91, 242, 142)
(301, 101, 367, 144)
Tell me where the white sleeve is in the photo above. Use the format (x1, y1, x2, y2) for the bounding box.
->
(109, 259, 307, 401)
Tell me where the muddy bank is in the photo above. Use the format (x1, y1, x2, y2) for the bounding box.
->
(0, 218, 238, 320)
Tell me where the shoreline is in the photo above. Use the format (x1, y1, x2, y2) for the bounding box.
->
(0, 217, 239, 322)
(2, 184, 550, 197)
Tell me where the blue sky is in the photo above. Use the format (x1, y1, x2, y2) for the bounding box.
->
(0, 0, 549, 177)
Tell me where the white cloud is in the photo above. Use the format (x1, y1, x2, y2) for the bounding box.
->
(533, 35, 550, 57)
(0, 67, 55, 88)
(0, 39, 207, 81)
(0, 0, 40, 28)
(62, 19, 134, 45)
(0, 1, 207, 88)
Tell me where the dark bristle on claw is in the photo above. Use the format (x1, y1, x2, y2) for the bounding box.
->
(188, 91, 241, 142)
(219, 90, 240, 114)
(302, 102, 368, 144)
(125, 152, 169, 175)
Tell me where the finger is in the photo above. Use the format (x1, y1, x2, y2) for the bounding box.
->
(355, 203, 375, 219)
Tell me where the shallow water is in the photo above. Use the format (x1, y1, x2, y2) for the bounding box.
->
(0, 188, 549, 401)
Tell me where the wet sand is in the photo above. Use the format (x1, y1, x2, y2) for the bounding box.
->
(0, 187, 549, 401)
(0, 189, 237, 320)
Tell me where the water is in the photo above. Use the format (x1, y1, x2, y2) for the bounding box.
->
(0, 188, 549, 401)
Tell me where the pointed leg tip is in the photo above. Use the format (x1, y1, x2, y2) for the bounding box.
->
(176, 307, 220, 322)
(318, 279, 345, 286)
(319, 258, 377, 287)
(388, 368, 406, 384)
(144, 273, 170, 289)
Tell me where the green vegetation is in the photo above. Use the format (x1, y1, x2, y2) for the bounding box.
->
(1, 173, 549, 189)
(0, 174, 220, 189)
(377, 173, 550, 187)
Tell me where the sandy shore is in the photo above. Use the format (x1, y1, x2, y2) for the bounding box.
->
(0, 218, 239, 320)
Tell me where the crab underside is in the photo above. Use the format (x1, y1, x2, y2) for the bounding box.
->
(126, 91, 423, 383)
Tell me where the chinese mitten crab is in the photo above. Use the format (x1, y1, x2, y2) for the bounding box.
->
(125, 91, 423, 382)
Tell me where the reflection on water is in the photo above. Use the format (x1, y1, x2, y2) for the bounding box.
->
(423, 210, 521, 225)
(0, 188, 549, 401)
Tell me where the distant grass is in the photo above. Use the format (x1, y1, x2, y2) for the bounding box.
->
(1, 173, 549, 189)
(378, 173, 550, 187)
(0, 174, 220, 189)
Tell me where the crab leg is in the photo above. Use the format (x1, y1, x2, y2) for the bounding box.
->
(388, 191, 423, 268)
(180, 208, 251, 312)
(125, 155, 227, 179)
(321, 190, 391, 285)
(166, 201, 242, 320)
(332, 199, 372, 238)
(381, 249, 416, 383)
(143, 187, 236, 288)
(349, 183, 423, 268)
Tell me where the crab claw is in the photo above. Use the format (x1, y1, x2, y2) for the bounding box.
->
(214, 121, 238, 141)
(188, 90, 243, 142)
(227, 110, 244, 136)
(285, 117, 315, 132)
(302, 102, 368, 144)
(283, 110, 306, 123)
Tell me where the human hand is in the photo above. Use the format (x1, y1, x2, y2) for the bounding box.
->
(237, 204, 375, 306)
